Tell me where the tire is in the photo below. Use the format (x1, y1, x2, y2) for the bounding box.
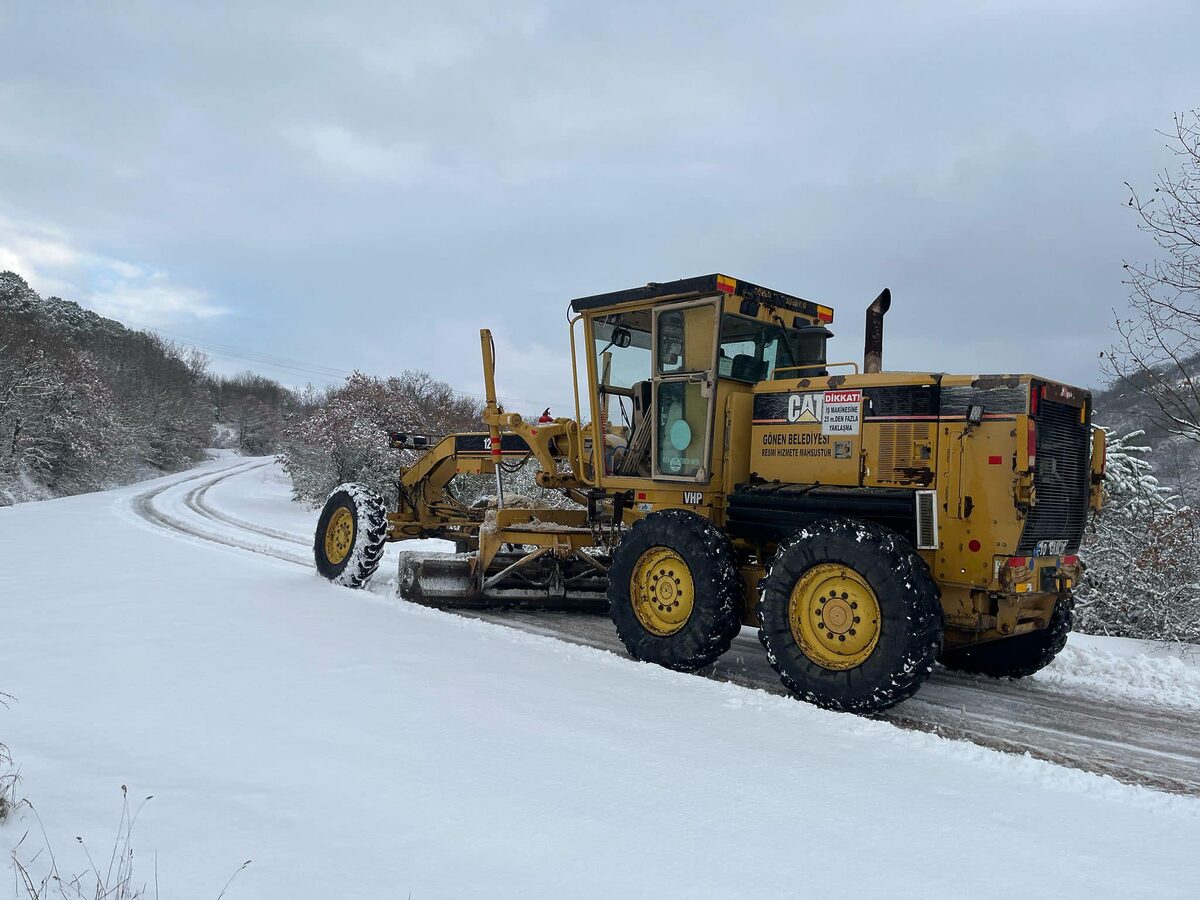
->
(938, 595, 1073, 678)
(314, 483, 389, 588)
(757, 518, 943, 714)
(608, 509, 743, 672)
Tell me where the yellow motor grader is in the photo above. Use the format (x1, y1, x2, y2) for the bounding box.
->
(314, 274, 1105, 713)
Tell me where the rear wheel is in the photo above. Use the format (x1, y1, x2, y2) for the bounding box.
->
(608, 509, 743, 671)
(757, 518, 943, 713)
(938, 595, 1073, 678)
(314, 483, 389, 588)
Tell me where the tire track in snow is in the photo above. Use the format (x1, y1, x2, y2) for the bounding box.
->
(131, 460, 311, 566)
(131, 460, 1200, 797)
(186, 472, 309, 546)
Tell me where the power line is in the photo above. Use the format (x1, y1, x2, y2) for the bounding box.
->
(149, 328, 353, 379)
(149, 328, 577, 411)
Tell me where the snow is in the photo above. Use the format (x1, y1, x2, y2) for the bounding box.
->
(203, 456, 311, 533)
(1, 456, 1198, 898)
(1038, 632, 1200, 712)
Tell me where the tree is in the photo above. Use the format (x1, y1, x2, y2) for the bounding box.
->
(1076, 428, 1200, 642)
(0, 270, 298, 503)
(1104, 111, 1200, 442)
(209, 372, 296, 455)
(0, 332, 123, 498)
(279, 371, 482, 506)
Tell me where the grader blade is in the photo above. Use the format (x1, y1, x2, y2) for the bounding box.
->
(396, 550, 609, 611)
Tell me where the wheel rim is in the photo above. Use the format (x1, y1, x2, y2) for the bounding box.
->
(630, 546, 695, 636)
(324, 506, 355, 565)
(789, 563, 881, 670)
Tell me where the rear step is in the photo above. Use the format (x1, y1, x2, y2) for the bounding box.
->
(397, 550, 610, 612)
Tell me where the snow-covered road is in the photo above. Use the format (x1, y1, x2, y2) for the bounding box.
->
(3, 454, 1198, 898)
(132, 455, 1200, 797)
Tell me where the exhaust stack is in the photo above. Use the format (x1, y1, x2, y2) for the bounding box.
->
(864, 288, 891, 374)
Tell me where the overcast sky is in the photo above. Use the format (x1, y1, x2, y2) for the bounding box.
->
(2, 1, 1198, 413)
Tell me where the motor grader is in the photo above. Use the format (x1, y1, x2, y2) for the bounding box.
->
(314, 274, 1104, 713)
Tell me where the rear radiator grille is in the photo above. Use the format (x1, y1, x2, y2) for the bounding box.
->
(1018, 399, 1089, 554)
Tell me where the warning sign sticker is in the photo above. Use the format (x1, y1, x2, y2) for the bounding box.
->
(821, 389, 861, 435)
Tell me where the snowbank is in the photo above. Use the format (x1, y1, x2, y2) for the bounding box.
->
(1039, 632, 1200, 711)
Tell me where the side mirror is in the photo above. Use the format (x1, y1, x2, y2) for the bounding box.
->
(612, 326, 632, 349)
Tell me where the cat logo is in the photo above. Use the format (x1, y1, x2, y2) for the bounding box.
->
(682, 491, 703, 505)
(786, 392, 823, 424)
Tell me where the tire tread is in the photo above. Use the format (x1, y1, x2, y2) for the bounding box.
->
(939, 595, 1073, 678)
(314, 483, 389, 588)
(757, 518, 943, 713)
(608, 509, 743, 672)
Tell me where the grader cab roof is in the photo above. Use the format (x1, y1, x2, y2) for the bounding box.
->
(569, 273, 835, 325)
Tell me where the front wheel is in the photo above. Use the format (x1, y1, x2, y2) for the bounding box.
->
(938, 596, 1073, 678)
(608, 509, 743, 672)
(314, 483, 389, 588)
(757, 518, 943, 713)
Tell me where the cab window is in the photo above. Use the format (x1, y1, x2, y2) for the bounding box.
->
(657, 304, 718, 376)
(717, 315, 827, 382)
(593, 311, 652, 390)
(651, 301, 718, 481)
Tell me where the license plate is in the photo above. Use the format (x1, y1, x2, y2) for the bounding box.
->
(1035, 539, 1067, 556)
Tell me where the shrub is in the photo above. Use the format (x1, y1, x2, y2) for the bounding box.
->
(10, 787, 251, 899)
(279, 370, 481, 507)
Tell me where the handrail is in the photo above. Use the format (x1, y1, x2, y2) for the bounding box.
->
(568, 314, 583, 425)
(774, 360, 860, 376)
(566, 313, 594, 486)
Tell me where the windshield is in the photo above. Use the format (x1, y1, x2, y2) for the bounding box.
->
(593, 312, 652, 392)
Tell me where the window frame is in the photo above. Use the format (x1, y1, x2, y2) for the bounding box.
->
(650, 296, 722, 483)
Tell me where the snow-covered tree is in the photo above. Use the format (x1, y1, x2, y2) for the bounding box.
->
(278, 371, 580, 512)
(1076, 428, 1200, 642)
(279, 371, 482, 506)
(1095, 428, 1175, 516)
(211, 371, 296, 454)
(0, 335, 123, 499)
(0, 270, 299, 503)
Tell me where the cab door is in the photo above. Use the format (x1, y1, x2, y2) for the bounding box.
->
(651, 298, 719, 482)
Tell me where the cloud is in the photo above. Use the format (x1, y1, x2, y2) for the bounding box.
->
(2, 2, 1197, 391)
(0, 212, 227, 328)
(88, 276, 227, 328)
(283, 124, 432, 184)
(424, 318, 577, 418)
(0, 218, 83, 281)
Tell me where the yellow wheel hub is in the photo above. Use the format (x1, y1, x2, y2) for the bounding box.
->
(324, 506, 355, 566)
(630, 547, 695, 636)
(789, 563, 881, 670)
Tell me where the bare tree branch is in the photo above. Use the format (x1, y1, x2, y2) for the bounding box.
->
(1104, 110, 1200, 443)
